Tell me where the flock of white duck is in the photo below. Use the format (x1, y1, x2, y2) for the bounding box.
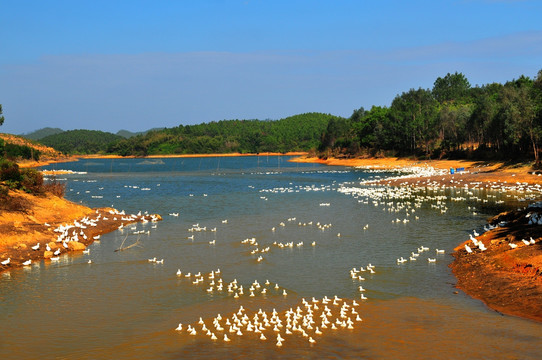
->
(176, 296, 364, 346)
(169, 167, 542, 347)
(5, 165, 541, 348)
(1, 208, 159, 268)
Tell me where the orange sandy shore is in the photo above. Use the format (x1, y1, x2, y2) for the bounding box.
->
(0, 189, 161, 271)
(291, 156, 542, 186)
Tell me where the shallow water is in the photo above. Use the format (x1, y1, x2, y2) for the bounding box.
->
(1, 156, 541, 359)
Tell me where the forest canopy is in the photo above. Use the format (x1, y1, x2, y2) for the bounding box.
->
(318, 70, 542, 163)
(106, 113, 339, 156)
(39, 130, 124, 155)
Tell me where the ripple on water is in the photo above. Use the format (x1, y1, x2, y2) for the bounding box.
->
(1, 157, 540, 359)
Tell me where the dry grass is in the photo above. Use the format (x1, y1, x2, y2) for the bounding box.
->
(0, 189, 31, 212)
(43, 180, 66, 198)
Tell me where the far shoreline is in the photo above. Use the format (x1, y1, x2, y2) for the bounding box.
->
(18, 152, 309, 169)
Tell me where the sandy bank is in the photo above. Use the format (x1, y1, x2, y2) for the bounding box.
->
(17, 156, 79, 169)
(0, 189, 161, 271)
(291, 156, 541, 187)
(450, 207, 542, 322)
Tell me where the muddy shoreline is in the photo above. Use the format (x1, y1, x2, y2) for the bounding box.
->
(449, 207, 542, 322)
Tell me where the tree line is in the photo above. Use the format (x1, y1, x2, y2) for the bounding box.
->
(319, 70, 542, 163)
(5, 69, 542, 163)
(17, 113, 337, 156)
(106, 113, 338, 156)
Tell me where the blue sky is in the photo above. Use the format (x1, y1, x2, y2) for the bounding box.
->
(1, 0, 541, 134)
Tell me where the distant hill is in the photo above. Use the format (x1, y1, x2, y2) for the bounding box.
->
(40, 129, 124, 154)
(116, 130, 139, 138)
(21, 127, 64, 140)
(0, 133, 63, 160)
(107, 112, 342, 156)
(116, 127, 165, 138)
(17, 113, 339, 156)
(21, 127, 163, 141)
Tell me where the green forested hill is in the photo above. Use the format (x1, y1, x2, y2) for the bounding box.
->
(40, 130, 124, 154)
(107, 113, 342, 156)
(21, 127, 64, 140)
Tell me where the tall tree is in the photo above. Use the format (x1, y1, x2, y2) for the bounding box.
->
(533, 70, 542, 164)
(468, 89, 498, 147)
(319, 117, 351, 151)
(391, 88, 439, 154)
(349, 107, 366, 123)
(0, 104, 4, 155)
(432, 72, 471, 103)
(438, 103, 472, 151)
(352, 106, 391, 149)
(498, 77, 537, 160)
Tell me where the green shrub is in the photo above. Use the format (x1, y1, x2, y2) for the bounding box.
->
(20, 168, 44, 194)
(0, 184, 8, 198)
(0, 158, 22, 183)
(3, 143, 40, 160)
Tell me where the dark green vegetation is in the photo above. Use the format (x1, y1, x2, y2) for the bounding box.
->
(116, 128, 165, 139)
(116, 129, 143, 139)
(21, 114, 336, 156)
(108, 113, 337, 156)
(22, 113, 336, 156)
(320, 70, 542, 163)
(1, 106, 41, 162)
(39, 130, 124, 154)
(0, 104, 4, 127)
(23, 127, 164, 141)
(0, 108, 64, 202)
(0, 141, 41, 161)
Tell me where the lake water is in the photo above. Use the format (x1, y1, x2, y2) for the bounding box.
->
(1, 156, 541, 359)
